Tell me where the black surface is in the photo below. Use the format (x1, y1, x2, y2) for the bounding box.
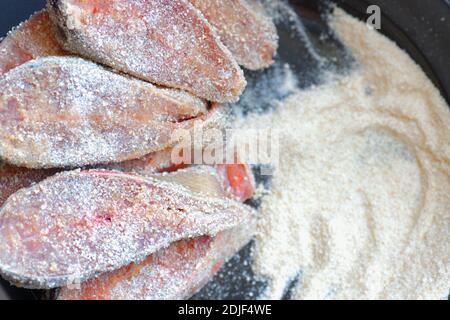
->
(0, 0, 46, 37)
(0, 0, 449, 300)
(370, 0, 450, 104)
(332, 0, 450, 104)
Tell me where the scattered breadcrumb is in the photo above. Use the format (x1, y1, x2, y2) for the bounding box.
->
(236, 7, 450, 300)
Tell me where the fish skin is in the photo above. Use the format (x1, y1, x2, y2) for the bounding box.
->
(0, 169, 255, 289)
(0, 10, 67, 76)
(47, 0, 247, 103)
(190, 0, 278, 70)
(0, 56, 209, 169)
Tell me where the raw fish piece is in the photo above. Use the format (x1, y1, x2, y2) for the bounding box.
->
(48, 0, 246, 102)
(190, 0, 278, 70)
(161, 164, 255, 202)
(0, 169, 255, 288)
(0, 149, 177, 211)
(0, 10, 67, 76)
(0, 159, 254, 211)
(57, 166, 255, 300)
(0, 56, 208, 169)
(58, 219, 255, 300)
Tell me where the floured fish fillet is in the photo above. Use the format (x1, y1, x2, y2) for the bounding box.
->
(58, 164, 255, 300)
(58, 218, 255, 300)
(0, 169, 255, 289)
(48, 0, 246, 103)
(0, 148, 178, 211)
(0, 147, 188, 211)
(0, 10, 67, 76)
(190, 0, 278, 70)
(0, 106, 228, 208)
(0, 56, 209, 169)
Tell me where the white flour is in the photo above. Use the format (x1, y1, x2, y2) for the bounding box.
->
(239, 8, 450, 299)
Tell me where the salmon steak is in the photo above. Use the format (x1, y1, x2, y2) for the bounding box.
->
(190, 0, 278, 70)
(0, 147, 182, 212)
(58, 220, 255, 300)
(0, 10, 67, 76)
(47, 0, 246, 103)
(57, 164, 255, 299)
(0, 151, 254, 213)
(0, 56, 210, 169)
(0, 169, 255, 289)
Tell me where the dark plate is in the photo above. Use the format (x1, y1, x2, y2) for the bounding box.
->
(0, 0, 449, 300)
